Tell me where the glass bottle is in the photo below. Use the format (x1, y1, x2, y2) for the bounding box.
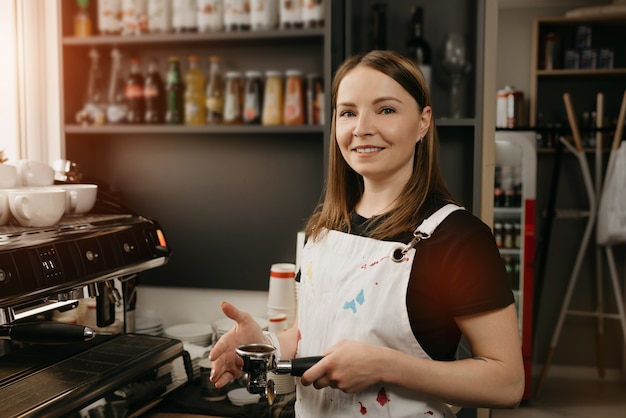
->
(76, 48, 106, 126)
(74, 0, 93, 37)
(205, 56, 225, 124)
(243, 70, 263, 124)
(223, 71, 243, 124)
(184, 55, 206, 126)
(144, 58, 166, 123)
(406, 6, 431, 90)
(125, 58, 145, 124)
(106, 47, 128, 124)
(165, 57, 184, 124)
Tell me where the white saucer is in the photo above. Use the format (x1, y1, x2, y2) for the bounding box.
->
(227, 387, 260, 406)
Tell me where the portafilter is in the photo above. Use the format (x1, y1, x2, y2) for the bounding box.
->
(235, 343, 322, 405)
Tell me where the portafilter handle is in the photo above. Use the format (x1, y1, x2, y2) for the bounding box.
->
(274, 356, 324, 376)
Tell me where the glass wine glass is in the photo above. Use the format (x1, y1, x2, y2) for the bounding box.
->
(441, 33, 471, 118)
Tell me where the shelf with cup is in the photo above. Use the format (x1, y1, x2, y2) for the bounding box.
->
(529, 14, 626, 126)
(63, 124, 325, 135)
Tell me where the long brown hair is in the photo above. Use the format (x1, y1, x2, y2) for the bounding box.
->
(305, 50, 456, 240)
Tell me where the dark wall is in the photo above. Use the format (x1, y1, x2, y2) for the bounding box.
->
(67, 133, 324, 290)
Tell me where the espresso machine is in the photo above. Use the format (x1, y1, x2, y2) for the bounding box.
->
(0, 212, 190, 417)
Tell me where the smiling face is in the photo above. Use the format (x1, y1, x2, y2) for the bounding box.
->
(335, 65, 431, 188)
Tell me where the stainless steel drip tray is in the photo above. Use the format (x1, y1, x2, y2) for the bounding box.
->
(0, 334, 185, 417)
(0, 214, 170, 307)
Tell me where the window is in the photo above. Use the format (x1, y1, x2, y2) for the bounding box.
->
(0, 1, 19, 162)
(0, 0, 62, 165)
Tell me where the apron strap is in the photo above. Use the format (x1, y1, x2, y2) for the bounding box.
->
(391, 203, 464, 262)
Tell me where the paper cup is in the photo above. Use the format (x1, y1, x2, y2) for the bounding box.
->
(267, 263, 297, 310)
(268, 313, 288, 333)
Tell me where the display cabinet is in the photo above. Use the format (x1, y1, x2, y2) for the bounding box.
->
(530, 14, 626, 133)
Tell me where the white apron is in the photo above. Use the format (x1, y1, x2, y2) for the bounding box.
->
(295, 205, 461, 418)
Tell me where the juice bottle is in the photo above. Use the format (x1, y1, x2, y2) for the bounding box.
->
(262, 70, 283, 126)
(283, 69, 304, 125)
(74, 0, 93, 37)
(205, 56, 224, 124)
(184, 55, 206, 125)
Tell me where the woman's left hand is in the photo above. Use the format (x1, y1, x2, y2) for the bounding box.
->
(300, 339, 385, 394)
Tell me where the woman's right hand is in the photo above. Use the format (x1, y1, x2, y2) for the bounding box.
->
(209, 301, 266, 388)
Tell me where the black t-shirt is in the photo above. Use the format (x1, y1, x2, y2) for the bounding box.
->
(349, 208, 514, 361)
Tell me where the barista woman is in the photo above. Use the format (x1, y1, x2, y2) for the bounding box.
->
(210, 50, 524, 417)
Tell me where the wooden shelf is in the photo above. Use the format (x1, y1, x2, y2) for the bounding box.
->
(62, 28, 324, 46)
(536, 68, 626, 76)
(64, 124, 325, 135)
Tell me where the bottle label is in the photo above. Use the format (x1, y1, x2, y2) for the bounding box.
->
(145, 85, 159, 98)
(125, 84, 144, 99)
(107, 104, 128, 123)
(244, 94, 260, 122)
(206, 96, 224, 113)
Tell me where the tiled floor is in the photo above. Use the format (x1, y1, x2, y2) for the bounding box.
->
(492, 377, 626, 418)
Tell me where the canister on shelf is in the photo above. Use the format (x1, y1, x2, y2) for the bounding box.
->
(543, 32, 561, 70)
(302, 0, 324, 28)
(250, 0, 279, 30)
(121, 0, 148, 35)
(198, 0, 224, 32)
(172, 0, 198, 32)
(224, 0, 250, 31)
(279, 0, 302, 29)
(98, 0, 122, 35)
(564, 49, 579, 70)
(147, 0, 172, 33)
(262, 70, 283, 126)
(283, 69, 305, 125)
(496, 86, 525, 128)
(580, 48, 597, 69)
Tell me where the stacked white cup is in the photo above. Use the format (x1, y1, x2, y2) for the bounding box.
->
(266, 264, 297, 395)
(267, 263, 297, 328)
